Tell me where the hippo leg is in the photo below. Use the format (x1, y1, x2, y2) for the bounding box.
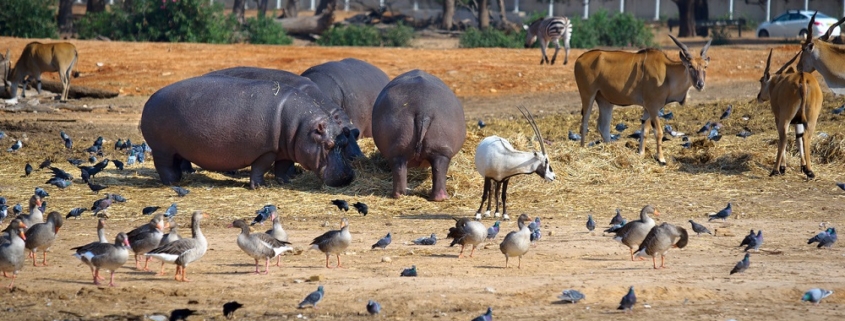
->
(428, 155, 450, 202)
(249, 152, 276, 189)
(389, 157, 408, 198)
(152, 150, 182, 185)
(179, 159, 196, 173)
(273, 160, 296, 184)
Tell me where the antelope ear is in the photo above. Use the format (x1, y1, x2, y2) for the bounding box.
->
(678, 50, 691, 63)
(805, 42, 814, 52)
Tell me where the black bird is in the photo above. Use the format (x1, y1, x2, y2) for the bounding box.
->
(736, 130, 752, 138)
(67, 158, 83, 166)
(24, 163, 32, 176)
(739, 229, 756, 248)
(142, 206, 161, 215)
(223, 301, 243, 319)
(169, 308, 197, 321)
(720, 104, 733, 119)
(112, 159, 124, 170)
(615, 123, 628, 132)
(353, 202, 368, 216)
(66, 207, 87, 219)
(108, 193, 127, 202)
(730, 253, 751, 275)
(88, 181, 108, 193)
(171, 186, 190, 197)
(688, 220, 712, 235)
(331, 199, 349, 211)
(93, 136, 104, 147)
(80, 165, 102, 179)
(836, 182, 845, 191)
(80, 168, 91, 183)
(833, 105, 845, 115)
(114, 138, 124, 150)
(93, 158, 110, 170)
(38, 158, 52, 170)
(477, 119, 486, 128)
(618, 286, 637, 313)
(49, 167, 73, 181)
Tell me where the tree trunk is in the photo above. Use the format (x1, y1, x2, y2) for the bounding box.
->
(315, 0, 336, 15)
(233, 0, 247, 24)
(86, 0, 107, 13)
(442, 0, 455, 30)
(257, 0, 269, 18)
(496, 0, 519, 31)
(57, 0, 74, 34)
(694, 0, 709, 37)
(283, 0, 299, 18)
(672, 0, 695, 37)
(478, 0, 490, 28)
(278, 2, 334, 35)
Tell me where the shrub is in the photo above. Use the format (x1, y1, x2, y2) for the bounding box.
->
(571, 10, 654, 49)
(317, 24, 414, 47)
(244, 16, 293, 45)
(383, 23, 415, 47)
(459, 27, 525, 48)
(0, 0, 58, 39)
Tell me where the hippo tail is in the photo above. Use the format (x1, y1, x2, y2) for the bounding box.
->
(413, 116, 432, 159)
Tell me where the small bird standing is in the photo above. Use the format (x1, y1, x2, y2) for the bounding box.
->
(486, 221, 500, 240)
(708, 203, 732, 221)
(223, 301, 244, 318)
(298, 285, 324, 309)
(730, 253, 751, 274)
(88, 181, 108, 193)
(171, 186, 190, 197)
(586, 215, 595, 232)
(413, 233, 437, 245)
(720, 104, 733, 119)
(331, 199, 348, 211)
(400, 265, 417, 277)
(66, 207, 87, 219)
(833, 105, 845, 115)
(471, 307, 492, 321)
(371, 232, 391, 249)
(558, 289, 585, 303)
(739, 229, 756, 248)
(688, 220, 712, 236)
(610, 209, 624, 226)
(352, 202, 368, 216)
(164, 203, 178, 219)
(615, 123, 628, 132)
(24, 163, 32, 176)
(477, 119, 486, 129)
(366, 300, 381, 315)
(744, 230, 763, 252)
(808, 227, 837, 249)
(7, 140, 22, 152)
(802, 288, 833, 305)
(618, 286, 637, 313)
(38, 158, 52, 170)
(568, 130, 581, 141)
(168, 309, 197, 321)
(112, 159, 124, 170)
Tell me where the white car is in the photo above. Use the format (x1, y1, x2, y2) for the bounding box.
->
(756, 10, 842, 38)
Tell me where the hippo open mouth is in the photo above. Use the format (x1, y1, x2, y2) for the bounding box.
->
(321, 145, 355, 187)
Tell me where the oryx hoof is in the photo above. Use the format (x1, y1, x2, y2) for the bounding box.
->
(779, 166, 786, 175)
(493, 212, 500, 218)
(474, 213, 482, 221)
(502, 214, 511, 221)
(483, 211, 492, 218)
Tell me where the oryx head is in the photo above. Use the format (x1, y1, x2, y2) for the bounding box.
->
(669, 34, 711, 91)
(517, 106, 555, 182)
(799, 12, 845, 73)
(756, 49, 800, 103)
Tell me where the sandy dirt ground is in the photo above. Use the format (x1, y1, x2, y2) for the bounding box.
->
(1, 33, 845, 321)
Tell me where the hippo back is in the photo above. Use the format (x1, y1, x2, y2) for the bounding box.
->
(301, 58, 389, 138)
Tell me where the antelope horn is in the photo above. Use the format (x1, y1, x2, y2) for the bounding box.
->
(668, 33, 692, 58)
(821, 16, 845, 41)
(517, 105, 547, 156)
(774, 50, 801, 75)
(763, 49, 773, 76)
(805, 12, 817, 44)
(700, 38, 713, 58)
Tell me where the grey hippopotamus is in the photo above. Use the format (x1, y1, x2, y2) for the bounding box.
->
(301, 58, 390, 138)
(372, 69, 466, 201)
(204, 66, 363, 161)
(139, 75, 355, 189)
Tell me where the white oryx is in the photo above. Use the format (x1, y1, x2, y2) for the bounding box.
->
(798, 13, 845, 96)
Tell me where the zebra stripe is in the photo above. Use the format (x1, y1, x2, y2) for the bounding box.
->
(525, 17, 573, 66)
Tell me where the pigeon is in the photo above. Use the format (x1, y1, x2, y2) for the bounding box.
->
(486, 221, 500, 240)
(7, 140, 22, 152)
(688, 220, 712, 235)
(739, 229, 756, 248)
(66, 207, 87, 219)
(12, 204, 22, 216)
(610, 209, 624, 226)
(114, 139, 124, 150)
(80, 168, 92, 183)
(39, 200, 47, 214)
(736, 130, 752, 138)
(0, 197, 5, 205)
(833, 105, 845, 115)
(663, 124, 685, 138)
(171, 186, 190, 197)
(108, 193, 127, 202)
(91, 197, 112, 216)
(49, 167, 73, 181)
(0, 131, 5, 139)
(0, 205, 7, 223)
(708, 203, 732, 221)
(164, 203, 178, 218)
(658, 110, 674, 120)
(530, 226, 541, 243)
(112, 159, 124, 170)
(681, 141, 691, 149)
(744, 230, 763, 252)
(60, 130, 70, 141)
(88, 155, 97, 163)
(127, 150, 136, 166)
(35, 187, 50, 198)
(836, 182, 845, 191)
(808, 227, 837, 248)
(802, 288, 834, 305)
(697, 121, 712, 134)
(223, 301, 244, 318)
(413, 233, 437, 245)
(720, 104, 733, 119)
(604, 219, 627, 234)
(298, 285, 324, 309)
(477, 119, 486, 129)
(615, 123, 628, 132)
(142, 206, 161, 215)
(67, 158, 83, 166)
(46, 177, 72, 189)
(618, 286, 637, 313)
(352, 202, 368, 216)
(627, 130, 643, 139)
(38, 158, 52, 170)
(371, 232, 391, 249)
(88, 181, 108, 193)
(366, 300, 381, 315)
(730, 253, 750, 274)
(707, 128, 722, 141)
(558, 289, 586, 303)
(568, 130, 581, 141)
(93, 136, 103, 147)
(24, 163, 32, 176)
(331, 199, 348, 211)
(168, 308, 197, 321)
(64, 137, 73, 149)
(400, 265, 417, 277)
(586, 215, 595, 232)
(471, 307, 492, 321)
(252, 205, 276, 225)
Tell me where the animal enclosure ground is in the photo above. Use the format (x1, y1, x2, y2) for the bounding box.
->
(1, 36, 845, 320)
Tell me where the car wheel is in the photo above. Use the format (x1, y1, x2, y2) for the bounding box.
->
(799, 29, 808, 39)
(758, 30, 769, 37)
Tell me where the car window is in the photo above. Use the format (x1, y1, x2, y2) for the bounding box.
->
(788, 13, 805, 21)
(773, 13, 790, 22)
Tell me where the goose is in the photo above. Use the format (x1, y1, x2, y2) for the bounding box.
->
(71, 232, 131, 287)
(499, 214, 533, 268)
(18, 195, 44, 227)
(309, 217, 351, 268)
(145, 211, 208, 282)
(24, 211, 63, 266)
(265, 212, 288, 267)
(633, 222, 689, 269)
(154, 218, 181, 276)
(127, 214, 166, 271)
(229, 219, 293, 274)
(447, 217, 486, 258)
(613, 205, 659, 261)
(0, 219, 27, 288)
(96, 218, 108, 243)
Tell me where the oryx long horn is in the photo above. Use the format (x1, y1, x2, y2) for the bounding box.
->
(774, 50, 801, 75)
(668, 33, 692, 58)
(764, 49, 773, 76)
(517, 105, 547, 156)
(821, 16, 845, 41)
(700, 38, 713, 57)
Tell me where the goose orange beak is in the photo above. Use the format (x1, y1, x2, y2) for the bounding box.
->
(18, 231, 26, 241)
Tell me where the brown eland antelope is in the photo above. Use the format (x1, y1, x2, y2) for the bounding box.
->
(798, 12, 845, 95)
(574, 35, 711, 165)
(2, 42, 78, 104)
(756, 49, 823, 179)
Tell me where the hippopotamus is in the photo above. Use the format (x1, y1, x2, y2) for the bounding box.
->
(372, 70, 467, 201)
(301, 58, 390, 138)
(204, 66, 363, 161)
(139, 75, 355, 189)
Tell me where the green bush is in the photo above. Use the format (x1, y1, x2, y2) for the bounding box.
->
(0, 0, 58, 39)
(383, 23, 415, 47)
(317, 24, 414, 47)
(571, 10, 654, 48)
(244, 16, 293, 45)
(459, 27, 525, 48)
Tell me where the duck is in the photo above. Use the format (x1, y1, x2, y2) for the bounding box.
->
(499, 214, 533, 268)
(71, 232, 131, 287)
(447, 217, 486, 258)
(613, 205, 659, 261)
(127, 214, 166, 271)
(18, 195, 44, 227)
(633, 222, 689, 269)
(264, 212, 288, 267)
(309, 217, 351, 268)
(145, 211, 208, 282)
(154, 218, 181, 275)
(24, 211, 63, 266)
(0, 219, 27, 288)
(230, 219, 293, 274)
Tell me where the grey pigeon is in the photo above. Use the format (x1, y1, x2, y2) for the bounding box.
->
(659, 110, 674, 120)
(618, 286, 636, 312)
(477, 119, 486, 129)
(836, 182, 845, 191)
(66, 207, 87, 219)
(688, 220, 712, 235)
(0, 205, 7, 223)
(736, 130, 752, 138)
(708, 203, 732, 221)
(0, 131, 4, 139)
(628, 130, 642, 139)
(730, 253, 750, 274)
(739, 229, 756, 248)
(91, 197, 112, 216)
(610, 209, 624, 226)
(615, 123, 628, 132)
(802, 288, 833, 305)
(12, 203, 23, 215)
(164, 203, 177, 218)
(471, 307, 492, 321)
(697, 121, 712, 134)
(681, 141, 691, 149)
(833, 105, 845, 115)
(142, 206, 160, 215)
(400, 265, 417, 277)
(586, 215, 595, 232)
(604, 219, 627, 234)
(707, 128, 722, 141)
(352, 202, 368, 216)
(298, 285, 324, 309)
(114, 139, 124, 150)
(46, 177, 72, 189)
(744, 230, 763, 252)
(720, 104, 733, 119)
(331, 199, 348, 211)
(413, 233, 437, 245)
(7, 140, 22, 152)
(808, 227, 837, 249)
(558, 289, 585, 303)
(366, 300, 381, 315)
(252, 205, 276, 225)
(0, 197, 5, 205)
(127, 150, 136, 166)
(108, 193, 127, 202)
(24, 163, 32, 176)
(223, 301, 243, 318)
(35, 187, 49, 198)
(486, 221, 500, 240)
(371, 232, 391, 249)
(568, 130, 581, 141)
(171, 186, 189, 197)
(88, 155, 97, 163)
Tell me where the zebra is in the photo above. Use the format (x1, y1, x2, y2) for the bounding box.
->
(524, 17, 573, 65)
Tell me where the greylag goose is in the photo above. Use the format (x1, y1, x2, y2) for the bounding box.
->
(499, 214, 533, 268)
(24, 211, 64, 266)
(18, 195, 44, 227)
(71, 232, 131, 286)
(633, 222, 689, 269)
(447, 217, 486, 258)
(0, 219, 27, 288)
(613, 205, 659, 261)
(96, 218, 108, 243)
(229, 219, 293, 274)
(154, 218, 181, 275)
(127, 214, 166, 271)
(145, 211, 208, 282)
(265, 212, 288, 267)
(309, 217, 351, 268)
